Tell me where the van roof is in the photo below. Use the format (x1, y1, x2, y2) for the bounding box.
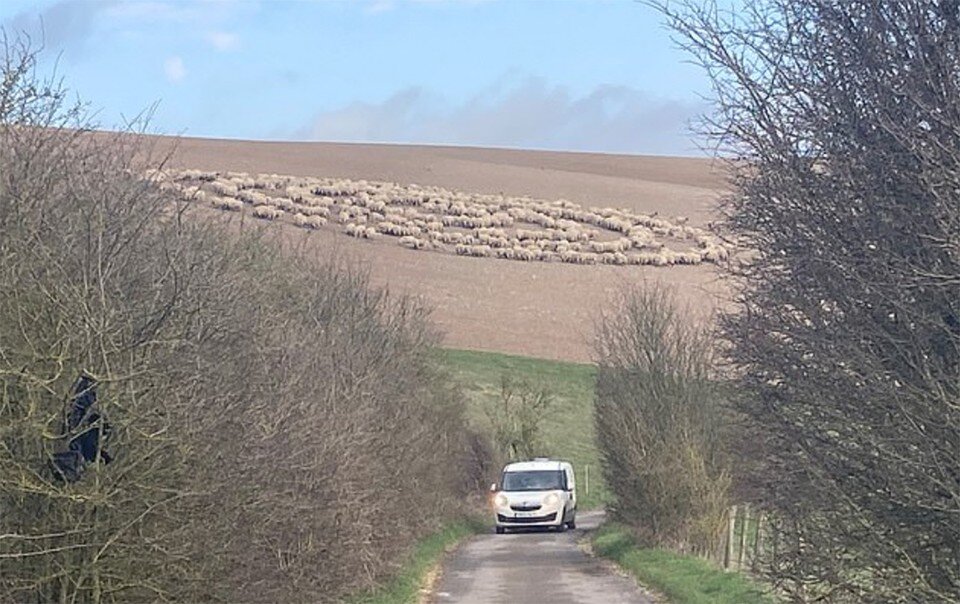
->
(503, 459, 570, 473)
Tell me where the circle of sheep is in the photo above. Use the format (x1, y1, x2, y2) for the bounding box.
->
(151, 168, 730, 266)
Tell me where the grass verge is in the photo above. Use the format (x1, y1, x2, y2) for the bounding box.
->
(348, 517, 486, 604)
(593, 523, 775, 604)
(435, 348, 607, 509)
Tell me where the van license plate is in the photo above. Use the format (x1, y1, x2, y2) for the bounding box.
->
(515, 511, 537, 518)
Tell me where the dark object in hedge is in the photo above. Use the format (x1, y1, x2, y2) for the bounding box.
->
(51, 374, 112, 482)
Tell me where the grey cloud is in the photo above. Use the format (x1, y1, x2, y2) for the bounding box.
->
(303, 77, 707, 156)
(4, 0, 117, 54)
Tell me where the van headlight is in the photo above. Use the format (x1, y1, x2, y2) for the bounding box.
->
(543, 493, 560, 508)
(494, 493, 509, 508)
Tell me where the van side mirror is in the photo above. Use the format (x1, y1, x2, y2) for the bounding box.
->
(489, 483, 498, 493)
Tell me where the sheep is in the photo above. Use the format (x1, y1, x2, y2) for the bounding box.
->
(285, 186, 313, 201)
(144, 168, 168, 182)
(455, 244, 492, 257)
(515, 229, 541, 241)
(540, 250, 558, 262)
(238, 190, 269, 206)
(477, 233, 510, 248)
(295, 205, 329, 218)
(293, 214, 326, 229)
(598, 252, 629, 265)
(313, 185, 343, 197)
(635, 251, 669, 266)
(559, 250, 598, 265)
(377, 221, 421, 237)
(587, 238, 632, 254)
(628, 227, 659, 249)
(344, 223, 379, 239)
(252, 206, 284, 220)
(270, 197, 299, 212)
(153, 168, 728, 268)
(672, 251, 703, 265)
(209, 180, 240, 197)
(176, 169, 217, 182)
(510, 246, 538, 261)
(597, 216, 633, 234)
(453, 215, 493, 229)
(210, 196, 243, 212)
(398, 235, 429, 250)
(229, 176, 257, 189)
(180, 186, 205, 201)
(438, 232, 465, 244)
(701, 245, 729, 262)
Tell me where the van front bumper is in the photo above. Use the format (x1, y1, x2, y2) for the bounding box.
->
(496, 511, 560, 526)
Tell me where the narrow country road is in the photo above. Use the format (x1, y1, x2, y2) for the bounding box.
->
(430, 511, 655, 604)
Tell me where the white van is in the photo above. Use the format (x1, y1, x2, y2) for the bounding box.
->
(491, 459, 576, 534)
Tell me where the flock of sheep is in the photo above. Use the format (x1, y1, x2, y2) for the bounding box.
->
(150, 169, 730, 267)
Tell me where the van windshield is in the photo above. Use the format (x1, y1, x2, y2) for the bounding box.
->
(501, 470, 564, 492)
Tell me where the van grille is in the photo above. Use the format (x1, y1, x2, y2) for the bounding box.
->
(510, 503, 542, 512)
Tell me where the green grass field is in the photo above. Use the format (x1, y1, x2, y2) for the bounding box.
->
(593, 524, 776, 604)
(436, 348, 608, 509)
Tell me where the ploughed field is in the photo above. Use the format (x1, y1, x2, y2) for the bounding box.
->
(160, 137, 728, 362)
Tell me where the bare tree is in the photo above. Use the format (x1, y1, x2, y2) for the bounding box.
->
(594, 283, 730, 553)
(658, 1, 960, 600)
(485, 376, 554, 461)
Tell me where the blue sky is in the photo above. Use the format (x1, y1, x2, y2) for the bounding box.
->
(1, 0, 712, 156)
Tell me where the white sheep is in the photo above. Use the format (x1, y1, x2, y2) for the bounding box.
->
(702, 245, 729, 262)
(209, 180, 240, 197)
(210, 196, 243, 212)
(252, 206, 284, 220)
(294, 214, 326, 229)
(238, 190, 269, 206)
(399, 235, 427, 250)
(295, 205, 329, 218)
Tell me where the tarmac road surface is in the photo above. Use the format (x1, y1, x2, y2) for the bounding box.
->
(430, 511, 655, 604)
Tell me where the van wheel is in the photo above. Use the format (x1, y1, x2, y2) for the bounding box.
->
(556, 510, 568, 532)
(567, 519, 576, 530)
(495, 526, 505, 534)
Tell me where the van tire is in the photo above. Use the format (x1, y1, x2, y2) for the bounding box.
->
(495, 526, 505, 534)
(567, 519, 576, 530)
(556, 510, 568, 532)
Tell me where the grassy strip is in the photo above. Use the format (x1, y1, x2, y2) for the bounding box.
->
(349, 517, 486, 604)
(435, 348, 608, 509)
(593, 523, 775, 604)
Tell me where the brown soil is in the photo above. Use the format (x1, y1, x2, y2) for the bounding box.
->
(159, 136, 730, 363)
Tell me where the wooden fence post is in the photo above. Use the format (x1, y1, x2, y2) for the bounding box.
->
(737, 505, 749, 570)
(724, 505, 737, 569)
(752, 511, 765, 571)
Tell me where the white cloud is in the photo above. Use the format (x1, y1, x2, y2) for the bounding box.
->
(163, 56, 186, 83)
(205, 31, 240, 52)
(302, 76, 707, 155)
